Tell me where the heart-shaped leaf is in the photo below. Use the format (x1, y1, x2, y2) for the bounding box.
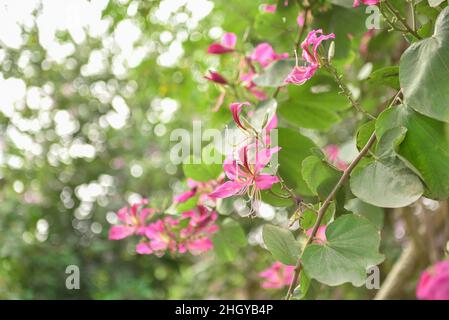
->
(302, 215, 384, 286)
(350, 157, 424, 208)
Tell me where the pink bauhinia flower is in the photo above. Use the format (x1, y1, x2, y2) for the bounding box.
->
(250, 43, 289, 68)
(204, 70, 228, 85)
(285, 29, 335, 85)
(259, 262, 295, 289)
(209, 144, 280, 205)
(108, 199, 154, 240)
(207, 32, 237, 54)
(417, 260, 449, 300)
(353, 0, 379, 7)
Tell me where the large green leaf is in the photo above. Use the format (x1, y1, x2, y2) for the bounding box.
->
(376, 105, 449, 199)
(212, 218, 247, 262)
(262, 224, 300, 265)
(399, 7, 449, 122)
(302, 215, 384, 286)
(350, 157, 424, 208)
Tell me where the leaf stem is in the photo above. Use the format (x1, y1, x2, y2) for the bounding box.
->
(382, 1, 422, 40)
(285, 131, 377, 299)
(323, 60, 376, 120)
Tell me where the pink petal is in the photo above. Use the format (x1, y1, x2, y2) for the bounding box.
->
(229, 101, 251, 130)
(254, 174, 280, 190)
(207, 43, 234, 54)
(221, 32, 237, 48)
(297, 13, 305, 27)
(262, 4, 277, 13)
(136, 243, 153, 255)
(108, 225, 135, 240)
(173, 189, 197, 204)
(204, 70, 228, 85)
(209, 181, 244, 198)
(284, 64, 318, 85)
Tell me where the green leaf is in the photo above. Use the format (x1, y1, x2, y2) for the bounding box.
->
(300, 202, 335, 230)
(261, 183, 295, 208)
(279, 74, 350, 130)
(182, 147, 223, 182)
(356, 120, 376, 151)
(345, 198, 384, 229)
(375, 126, 407, 159)
(376, 105, 449, 199)
(399, 7, 449, 122)
(212, 218, 246, 262)
(277, 128, 317, 196)
(350, 157, 424, 208)
(262, 224, 300, 265)
(367, 66, 400, 90)
(253, 59, 295, 87)
(302, 215, 384, 286)
(301, 156, 342, 199)
(313, 6, 367, 59)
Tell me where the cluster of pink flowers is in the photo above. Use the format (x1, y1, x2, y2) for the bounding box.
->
(206, 32, 289, 103)
(109, 199, 219, 256)
(259, 262, 295, 289)
(417, 260, 449, 300)
(353, 0, 379, 7)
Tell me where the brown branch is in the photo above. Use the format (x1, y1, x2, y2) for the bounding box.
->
(286, 131, 377, 299)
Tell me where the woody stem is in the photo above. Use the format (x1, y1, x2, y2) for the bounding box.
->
(285, 131, 377, 300)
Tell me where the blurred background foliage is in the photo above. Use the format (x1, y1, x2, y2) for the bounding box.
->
(0, 0, 431, 299)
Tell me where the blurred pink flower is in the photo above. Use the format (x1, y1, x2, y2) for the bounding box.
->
(173, 178, 223, 205)
(209, 144, 280, 199)
(324, 145, 348, 171)
(108, 199, 153, 240)
(262, 4, 277, 13)
(417, 260, 449, 300)
(259, 262, 295, 289)
(296, 13, 305, 27)
(353, 0, 379, 7)
(250, 43, 288, 68)
(207, 32, 237, 54)
(139, 206, 218, 256)
(204, 70, 228, 85)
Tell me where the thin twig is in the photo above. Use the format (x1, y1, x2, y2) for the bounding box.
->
(286, 131, 377, 299)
